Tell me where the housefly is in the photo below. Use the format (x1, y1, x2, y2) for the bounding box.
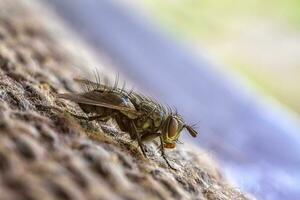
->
(58, 75, 198, 170)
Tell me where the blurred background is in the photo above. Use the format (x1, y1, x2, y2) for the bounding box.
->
(136, 0, 300, 114)
(47, 0, 300, 199)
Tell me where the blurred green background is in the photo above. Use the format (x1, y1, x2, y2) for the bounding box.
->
(138, 0, 300, 113)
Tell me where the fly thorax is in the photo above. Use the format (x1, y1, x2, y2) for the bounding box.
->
(150, 111, 164, 128)
(142, 119, 153, 129)
(136, 117, 155, 133)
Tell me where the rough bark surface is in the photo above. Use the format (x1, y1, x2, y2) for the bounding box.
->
(0, 0, 252, 199)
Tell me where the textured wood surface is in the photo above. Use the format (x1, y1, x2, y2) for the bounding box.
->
(0, 0, 251, 199)
(45, 1, 300, 199)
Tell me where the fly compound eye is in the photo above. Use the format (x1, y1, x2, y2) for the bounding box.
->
(168, 117, 178, 139)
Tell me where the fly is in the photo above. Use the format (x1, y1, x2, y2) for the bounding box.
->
(58, 75, 198, 170)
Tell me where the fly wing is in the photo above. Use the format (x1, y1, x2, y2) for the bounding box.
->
(73, 78, 105, 90)
(57, 92, 137, 113)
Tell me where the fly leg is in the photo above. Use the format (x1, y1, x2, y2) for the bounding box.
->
(130, 121, 147, 158)
(159, 136, 177, 170)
